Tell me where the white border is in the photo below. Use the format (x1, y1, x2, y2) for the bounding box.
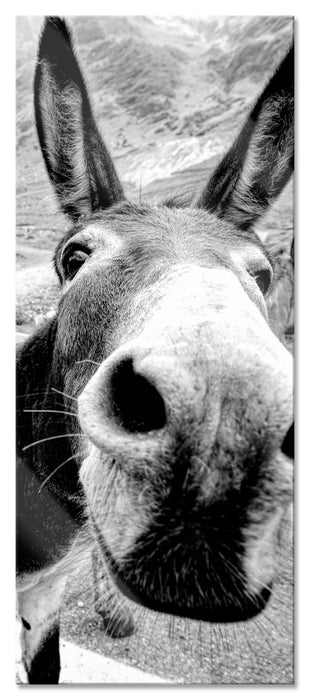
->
(2, 1, 310, 697)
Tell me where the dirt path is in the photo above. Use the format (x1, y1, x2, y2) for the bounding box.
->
(60, 534, 293, 684)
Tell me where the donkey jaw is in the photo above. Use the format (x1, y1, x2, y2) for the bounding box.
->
(89, 501, 277, 624)
(108, 563, 273, 623)
(79, 411, 292, 624)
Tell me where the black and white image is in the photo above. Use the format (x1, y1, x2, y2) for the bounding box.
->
(16, 16, 294, 685)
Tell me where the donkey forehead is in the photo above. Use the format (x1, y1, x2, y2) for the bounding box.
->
(61, 203, 265, 263)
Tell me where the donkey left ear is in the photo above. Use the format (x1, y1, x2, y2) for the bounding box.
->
(34, 17, 125, 221)
(196, 43, 294, 230)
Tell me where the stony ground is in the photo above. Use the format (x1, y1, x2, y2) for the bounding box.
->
(60, 533, 293, 685)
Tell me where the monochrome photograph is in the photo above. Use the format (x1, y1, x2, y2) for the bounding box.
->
(16, 15, 294, 685)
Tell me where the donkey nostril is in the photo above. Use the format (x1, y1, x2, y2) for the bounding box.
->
(108, 358, 166, 433)
(281, 422, 294, 459)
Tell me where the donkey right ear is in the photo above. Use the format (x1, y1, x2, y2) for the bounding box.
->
(196, 43, 294, 230)
(34, 17, 125, 221)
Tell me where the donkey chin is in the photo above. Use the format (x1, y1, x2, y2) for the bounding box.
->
(79, 364, 293, 624)
(80, 448, 292, 623)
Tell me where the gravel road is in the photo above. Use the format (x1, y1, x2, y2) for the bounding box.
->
(60, 530, 293, 684)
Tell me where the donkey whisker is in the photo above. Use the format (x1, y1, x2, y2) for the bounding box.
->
(252, 617, 274, 653)
(261, 611, 282, 636)
(209, 625, 215, 682)
(24, 409, 78, 418)
(75, 359, 100, 367)
(38, 451, 85, 492)
(51, 387, 78, 402)
(240, 621, 257, 658)
(22, 433, 82, 451)
(17, 391, 54, 399)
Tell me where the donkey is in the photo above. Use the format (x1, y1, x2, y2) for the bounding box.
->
(16, 17, 294, 684)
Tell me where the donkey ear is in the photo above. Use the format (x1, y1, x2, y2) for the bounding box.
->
(196, 43, 294, 230)
(34, 17, 125, 221)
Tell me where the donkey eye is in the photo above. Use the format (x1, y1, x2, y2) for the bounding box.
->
(62, 247, 90, 281)
(253, 267, 272, 295)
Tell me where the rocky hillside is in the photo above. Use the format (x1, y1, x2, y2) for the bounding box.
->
(16, 16, 293, 190)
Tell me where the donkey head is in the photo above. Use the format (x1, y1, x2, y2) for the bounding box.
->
(33, 17, 293, 622)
